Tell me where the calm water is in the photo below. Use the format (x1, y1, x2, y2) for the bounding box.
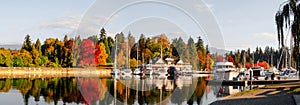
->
(0, 75, 244, 105)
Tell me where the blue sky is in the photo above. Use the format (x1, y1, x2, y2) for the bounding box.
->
(204, 0, 285, 51)
(0, 0, 286, 51)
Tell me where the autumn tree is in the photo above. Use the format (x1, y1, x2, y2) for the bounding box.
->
(96, 43, 108, 65)
(227, 54, 235, 65)
(196, 36, 206, 70)
(0, 49, 13, 67)
(78, 39, 97, 66)
(130, 58, 137, 69)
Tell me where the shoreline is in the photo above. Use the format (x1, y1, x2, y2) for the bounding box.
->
(0, 67, 112, 78)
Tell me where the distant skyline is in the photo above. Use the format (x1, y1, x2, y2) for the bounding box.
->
(0, 0, 286, 51)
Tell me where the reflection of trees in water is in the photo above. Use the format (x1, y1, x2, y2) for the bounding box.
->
(187, 77, 207, 105)
(107, 77, 208, 105)
(0, 78, 86, 105)
(0, 77, 209, 105)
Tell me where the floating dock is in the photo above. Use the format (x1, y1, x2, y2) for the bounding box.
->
(207, 80, 300, 86)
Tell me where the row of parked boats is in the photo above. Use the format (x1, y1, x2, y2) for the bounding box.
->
(213, 61, 299, 81)
(111, 66, 179, 78)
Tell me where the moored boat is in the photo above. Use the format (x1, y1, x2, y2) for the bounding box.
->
(214, 61, 239, 80)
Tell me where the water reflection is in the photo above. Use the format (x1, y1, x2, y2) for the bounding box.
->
(0, 75, 217, 105)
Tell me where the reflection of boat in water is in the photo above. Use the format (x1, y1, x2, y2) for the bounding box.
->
(111, 72, 120, 79)
(156, 68, 168, 75)
(121, 74, 132, 80)
(121, 69, 132, 75)
(133, 68, 142, 75)
(214, 61, 239, 80)
(111, 69, 120, 75)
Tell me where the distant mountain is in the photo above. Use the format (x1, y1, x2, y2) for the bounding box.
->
(208, 47, 228, 55)
(0, 44, 22, 50)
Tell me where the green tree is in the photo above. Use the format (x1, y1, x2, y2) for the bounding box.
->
(0, 49, 13, 67)
(22, 34, 33, 52)
(35, 38, 42, 53)
(196, 36, 206, 70)
(19, 49, 33, 67)
(188, 37, 197, 70)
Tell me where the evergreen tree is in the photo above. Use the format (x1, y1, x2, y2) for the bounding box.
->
(22, 34, 33, 52)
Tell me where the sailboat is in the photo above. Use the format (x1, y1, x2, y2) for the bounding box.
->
(275, 30, 299, 79)
(133, 42, 142, 75)
(111, 36, 120, 77)
(121, 35, 133, 77)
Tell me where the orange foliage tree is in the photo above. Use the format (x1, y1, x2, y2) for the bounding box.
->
(95, 43, 108, 65)
(78, 39, 108, 66)
(254, 61, 270, 69)
(197, 50, 206, 70)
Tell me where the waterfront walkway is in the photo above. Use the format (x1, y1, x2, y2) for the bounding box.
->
(210, 82, 300, 105)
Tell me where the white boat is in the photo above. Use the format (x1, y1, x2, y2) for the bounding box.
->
(214, 62, 237, 72)
(214, 61, 239, 80)
(250, 66, 266, 80)
(268, 67, 280, 75)
(264, 67, 280, 80)
(133, 68, 142, 75)
(145, 44, 192, 75)
(278, 68, 299, 80)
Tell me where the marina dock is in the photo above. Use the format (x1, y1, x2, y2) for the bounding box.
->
(207, 80, 300, 86)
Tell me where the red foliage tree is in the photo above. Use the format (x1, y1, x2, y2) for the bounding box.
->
(78, 39, 96, 66)
(245, 62, 252, 69)
(227, 55, 235, 65)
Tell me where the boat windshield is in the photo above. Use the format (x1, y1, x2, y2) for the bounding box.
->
(216, 65, 233, 69)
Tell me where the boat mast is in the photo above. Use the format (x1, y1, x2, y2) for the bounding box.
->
(161, 43, 163, 59)
(127, 37, 129, 69)
(243, 51, 246, 68)
(289, 34, 293, 68)
(271, 52, 274, 67)
(126, 36, 130, 69)
(114, 36, 118, 69)
(137, 42, 139, 68)
(285, 47, 288, 68)
(252, 51, 254, 67)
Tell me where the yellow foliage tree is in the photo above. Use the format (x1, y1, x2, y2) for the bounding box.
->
(97, 43, 108, 65)
(197, 50, 206, 71)
(130, 58, 137, 68)
(157, 34, 170, 49)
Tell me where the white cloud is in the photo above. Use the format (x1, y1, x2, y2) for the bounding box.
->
(36, 14, 120, 38)
(39, 16, 81, 31)
(253, 32, 277, 40)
